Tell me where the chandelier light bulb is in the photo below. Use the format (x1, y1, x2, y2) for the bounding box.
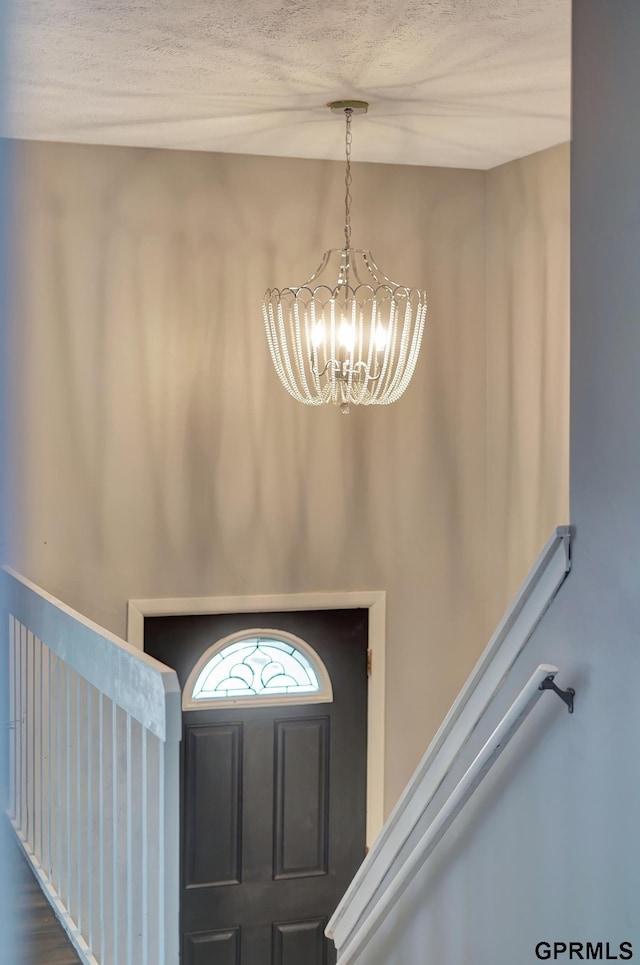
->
(338, 318, 356, 352)
(311, 322, 326, 348)
(374, 325, 389, 352)
(262, 100, 427, 410)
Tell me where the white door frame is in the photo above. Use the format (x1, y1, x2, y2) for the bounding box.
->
(127, 590, 386, 846)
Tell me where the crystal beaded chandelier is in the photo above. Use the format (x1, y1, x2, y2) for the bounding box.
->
(262, 101, 428, 413)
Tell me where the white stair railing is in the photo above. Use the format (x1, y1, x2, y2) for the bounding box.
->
(2, 567, 181, 965)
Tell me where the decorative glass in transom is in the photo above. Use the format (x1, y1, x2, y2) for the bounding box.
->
(192, 637, 320, 700)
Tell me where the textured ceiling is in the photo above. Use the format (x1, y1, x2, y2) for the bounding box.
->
(5, 0, 571, 169)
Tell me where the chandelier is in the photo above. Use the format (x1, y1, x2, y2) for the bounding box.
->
(262, 101, 428, 413)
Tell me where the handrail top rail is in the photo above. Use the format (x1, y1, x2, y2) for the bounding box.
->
(1, 566, 181, 742)
(3, 565, 173, 671)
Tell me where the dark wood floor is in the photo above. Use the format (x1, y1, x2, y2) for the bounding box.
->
(1, 822, 81, 964)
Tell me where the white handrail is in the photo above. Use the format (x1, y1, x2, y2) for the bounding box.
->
(329, 663, 567, 965)
(327, 526, 571, 950)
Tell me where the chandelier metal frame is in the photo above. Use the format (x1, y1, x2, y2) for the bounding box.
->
(262, 101, 427, 413)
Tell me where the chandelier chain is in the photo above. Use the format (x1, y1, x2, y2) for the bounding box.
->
(344, 107, 353, 250)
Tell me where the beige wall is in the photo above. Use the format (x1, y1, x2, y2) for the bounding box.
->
(6, 138, 568, 812)
(7, 141, 489, 811)
(485, 143, 570, 626)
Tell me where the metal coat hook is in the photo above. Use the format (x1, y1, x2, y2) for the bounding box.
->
(539, 674, 575, 713)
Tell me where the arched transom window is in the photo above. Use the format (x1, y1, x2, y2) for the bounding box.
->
(182, 629, 333, 710)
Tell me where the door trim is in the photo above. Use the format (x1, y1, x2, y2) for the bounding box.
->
(126, 590, 386, 846)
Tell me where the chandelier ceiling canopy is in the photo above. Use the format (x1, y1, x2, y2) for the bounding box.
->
(262, 101, 428, 413)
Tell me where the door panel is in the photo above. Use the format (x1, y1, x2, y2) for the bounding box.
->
(183, 927, 240, 965)
(274, 717, 329, 879)
(184, 724, 243, 888)
(144, 609, 368, 965)
(272, 918, 327, 965)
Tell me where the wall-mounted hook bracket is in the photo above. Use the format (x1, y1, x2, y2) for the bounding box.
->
(539, 675, 575, 713)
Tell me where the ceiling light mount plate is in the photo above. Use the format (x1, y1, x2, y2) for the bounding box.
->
(328, 100, 369, 115)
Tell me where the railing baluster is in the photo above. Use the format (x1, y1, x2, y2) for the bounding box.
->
(20, 622, 27, 835)
(87, 684, 93, 953)
(36, 636, 43, 860)
(142, 726, 148, 965)
(27, 631, 35, 850)
(8, 615, 15, 820)
(99, 693, 105, 965)
(66, 664, 72, 911)
(17, 619, 22, 829)
(158, 744, 165, 965)
(76, 672, 82, 935)
(126, 712, 133, 965)
(112, 702, 119, 965)
(145, 733, 160, 965)
(49, 651, 56, 882)
(161, 737, 180, 965)
(15, 618, 20, 825)
(24, 627, 29, 841)
(56, 654, 62, 898)
(44, 643, 51, 879)
(49, 649, 57, 882)
(29, 634, 35, 850)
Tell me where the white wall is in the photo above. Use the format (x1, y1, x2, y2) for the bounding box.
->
(350, 2, 640, 961)
(486, 144, 570, 624)
(5, 133, 570, 815)
(6, 143, 490, 811)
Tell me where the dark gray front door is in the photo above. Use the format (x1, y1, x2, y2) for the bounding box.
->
(144, 609, 368, 965)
